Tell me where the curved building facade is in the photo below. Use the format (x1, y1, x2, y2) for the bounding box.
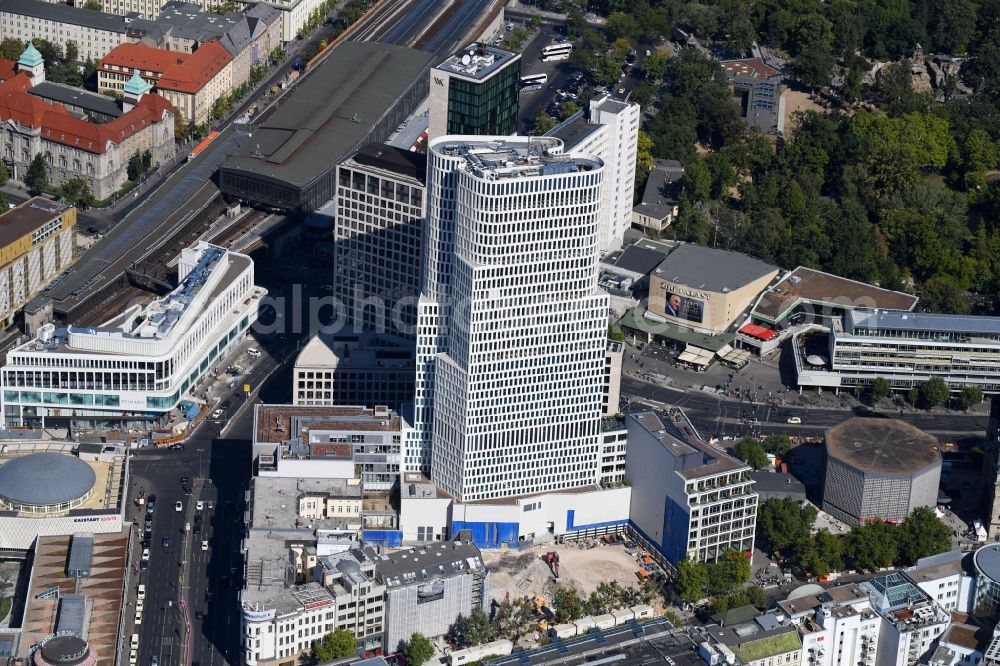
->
(0, 452, 96, 515)
(822, 418, 941, 526)
(974, 543, 1000, 621)
(33, 635, 97, 666)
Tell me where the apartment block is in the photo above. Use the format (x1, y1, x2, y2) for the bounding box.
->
(376, 541, 488, 652)
(706, 612, 802, 666)
(626, 410, 757, 563)
(600, 418, 627, 486)
(253, 404, 404, 492)
(778, 583, 881, 666)
(0, 0, 126, 62)
(904, 550, 975, 614)
(865, 572, 951, 666)
(0, 198, 75, 328)
(546, 98, 640, 255)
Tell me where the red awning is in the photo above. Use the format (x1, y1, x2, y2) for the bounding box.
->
(739, 323, 778, 341)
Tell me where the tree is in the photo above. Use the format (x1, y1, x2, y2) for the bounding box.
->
(706, 550, 750, 596)
(756, 498, 817, 560)
(449, 606, 494, 648)
(761, 435, 792, 458)
(83, 0, 102, 8)
(25, 154, 47, 193)
(792, 14, 835, 88)
(551, 586, 584, 623)
(65, 40, 79, 63)
(58, 178, 93, 207)
(845, 520, 899, 571)
(0, 39, 23, 61)
(960, 386, 984, 410)
(0, 162, 8, 186)
(313, 628, 356, 661)
(920, 377, 950, 408)
(174, 115, 191, 141)
(795, 529, 844, 577)
(403, 633, 434, 666)
(900, 506, 952, 564)
(634, 130, 654, 191)
(675, 558, 709, 603)
(921, 275, 971, 314)
(0, 191, 7, 212)
(587, 581, 626, 615)
(531, 111, 557, 135)
(733, 438, 769, 470)
(870, 377, 891, 404)
(127, 154, 144, 182)
(607, 324, 624, 342)
(605, 12, 639, 41)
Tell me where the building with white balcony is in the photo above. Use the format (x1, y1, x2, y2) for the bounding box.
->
(411, 136, 608, 501)
(706, 611, 801, 666)
(864, 572, 950, 666)
(927, 623, 995, 666)
(905, 549, 975, 614)
(625, 409, 757, 564)
(779, 583, 882, 666)
(1, 241, 263, 428)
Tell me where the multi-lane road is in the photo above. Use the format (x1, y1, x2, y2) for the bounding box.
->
(622, 376, 990, 441)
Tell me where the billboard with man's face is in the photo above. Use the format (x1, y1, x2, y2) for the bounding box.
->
(664, 291, 705, 324)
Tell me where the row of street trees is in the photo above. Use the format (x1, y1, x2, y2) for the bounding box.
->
(757, 499, 951, 577)
(865, 376, 983, 410)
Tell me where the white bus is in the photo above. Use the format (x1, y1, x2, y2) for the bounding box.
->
(540, 43, 573, 61)
(521, 73, 548, 86)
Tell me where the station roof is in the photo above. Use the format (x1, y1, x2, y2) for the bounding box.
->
(825, 418, 940, 474)
(221, 42, 434, 189)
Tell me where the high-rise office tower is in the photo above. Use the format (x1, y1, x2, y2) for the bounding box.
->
(334, 143, 426, 337)
(409, 136, 608, 502)
(427, 43, 521, 140)
(546, 95, 640, 255)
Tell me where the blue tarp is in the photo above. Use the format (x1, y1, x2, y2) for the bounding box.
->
(185, 405, 202, 421)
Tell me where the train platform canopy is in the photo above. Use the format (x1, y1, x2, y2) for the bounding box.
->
(219, 42, 434, 211)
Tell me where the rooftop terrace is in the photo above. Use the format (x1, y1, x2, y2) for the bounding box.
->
(436, 42, 518, 80)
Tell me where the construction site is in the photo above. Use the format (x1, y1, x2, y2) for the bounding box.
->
(483, 538, 665, 611)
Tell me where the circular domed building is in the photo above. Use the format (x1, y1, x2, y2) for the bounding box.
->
(822, 418, 941, 526)
(33, 635, 97, 666)
(0, 453, 96, 515)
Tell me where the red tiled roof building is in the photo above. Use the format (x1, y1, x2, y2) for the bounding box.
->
(0, 43, 175, 200)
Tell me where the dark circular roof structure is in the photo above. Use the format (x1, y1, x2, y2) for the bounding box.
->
(39, 636, 90, 666)
(825, 418, 940, 474)
(975, 544, 1000, 583)
(0, 453, 96, 506)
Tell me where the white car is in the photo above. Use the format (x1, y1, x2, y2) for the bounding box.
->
(211, 409, 224, 418)
(140, 548, 150, 562)
(130, 650, 138, 666)
(130, 634, 140, 651)
(201, 540, 209, 551)
(136, 599, 144, 614)
(246, 347, 261, 357)
(196, 500, 204, 511)
(786, 416, 802, 424)
(134, 611, 142, 625)
(136, 584, 146, 601)
(175, 501, 182, 512)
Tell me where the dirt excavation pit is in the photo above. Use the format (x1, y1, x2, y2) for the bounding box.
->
(483, 542, 648, 607)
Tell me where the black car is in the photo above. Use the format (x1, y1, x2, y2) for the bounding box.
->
(162, 536, 170, 548)
(193, 523, 201, 534)
(169, 443, 184, 450)
(180, 477, 189, 486)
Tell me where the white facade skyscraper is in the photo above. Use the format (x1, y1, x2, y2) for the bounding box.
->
(546, 95, 640, 255)
(409, 135, 608, 502)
